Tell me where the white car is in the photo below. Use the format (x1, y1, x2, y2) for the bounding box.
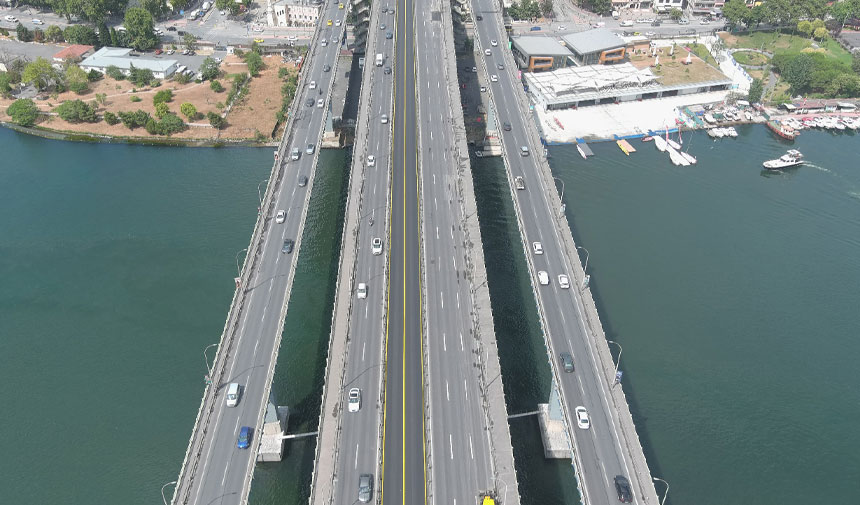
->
(371, 237, 383, 255)
(4, 15, 17, 22)
(32, 18, 44, 25)
(556, 25, 566, 30)
(335, 19, 342, 26)
(490, 39, 498, 46)
(532, 242, 543, 255)
(275, 210, 286, 224)
(309, 80, 317, 89)
(558, 274, 570, 289)
(348, 387, 361, 412)
(480, 86, 487, 93)
(700, 18, 710, 24)
(484, 48, 491, 56)
(367, 154, 376, 167)
(317, 98, 324, 108)
(490, 74, 498, 82)
(644, 31, 656, 37)
(357, 283, 367, 299)
(381, 114, 388, 124)
(620, 20, 634, 27)
(575, 406, 590, 429)
(321, 39, 328, 46)
(537, 271, 549, 285)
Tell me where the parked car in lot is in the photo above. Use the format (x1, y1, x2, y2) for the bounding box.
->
(4, 15, 18, 22)
(32, 18, 44, 25)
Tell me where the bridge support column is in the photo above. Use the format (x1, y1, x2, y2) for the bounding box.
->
(537, 383, 571, 459)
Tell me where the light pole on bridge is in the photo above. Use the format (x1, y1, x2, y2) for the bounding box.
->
(161, 481, 177, 505)
(607, 340, 622, 387)
(576, 245, 590, 289)
(257, 178, 269, 209)
(653, 477, 669, 505)
(203, 343, 219, 384)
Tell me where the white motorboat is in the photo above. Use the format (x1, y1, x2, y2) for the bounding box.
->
(763, 149, 803, 170)
(667, 145, 690, 166)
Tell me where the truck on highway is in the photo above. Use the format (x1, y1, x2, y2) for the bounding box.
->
(375, 53, 383, 66)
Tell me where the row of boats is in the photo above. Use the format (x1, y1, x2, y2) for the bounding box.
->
(780, 116, 860, 131)
(643, 132, 697, 166)
(706, 127, 739, 138)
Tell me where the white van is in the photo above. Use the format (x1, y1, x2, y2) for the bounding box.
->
(226, 383, 241, 407)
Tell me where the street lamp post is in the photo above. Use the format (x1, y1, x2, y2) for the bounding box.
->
(576, 245, 590, 289)
(257, 178, 269, 207)
(607, 340, 622, 386)
(653, 477, 669, 505)
(552, 176, 565, 216)
(203, 343, 219, 381)
(161, 481, 177, 505)
(235, 247, 248, 278)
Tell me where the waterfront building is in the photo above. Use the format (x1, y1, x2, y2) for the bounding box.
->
(80, 47, 178, 79)
(562, 29, 627, 66)
(511, 36, 574, 72)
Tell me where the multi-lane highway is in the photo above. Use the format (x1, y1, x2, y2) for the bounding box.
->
(171, 2, 349, 504)
(469, 1, 657, 504)
(328, 1, 396, 503)
(416, 2, 495, 505)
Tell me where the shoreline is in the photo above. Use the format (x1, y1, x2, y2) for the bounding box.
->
(1, 121, 280, 147)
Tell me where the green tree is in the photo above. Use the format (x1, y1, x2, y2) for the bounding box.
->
(172, 0, 191, 11)
(210, 79, 224, 92)
(129, 65, 154, 86)
(183, 32, 198, 51)
(156, 112, 186, 134)
(95, 92, 107, 105)
(244, 51, 263, 76)
(781, 53, 815, 93)
(154, 101, 169, 118)
(22, 57, 59, 91)
(669, 7, 683, 21)
(852, 53, 860, 74)
(174, 71, 191, 84)
(216, 0, 239, 15)
(153, 89, 173, 104)
(140, 0, 169, 19)
(7, 98, 39, 126)
(124, 7, 158, 51)
(63, 25, 98, 45)
(199, 56, 220, 81)
(106, 65, 125, 80)
(581, 0, 611, 16)
(64, 64, 89, 94)
(0, 72, 12, 97)
(16, 23, 33, 42)
(180, 102, 197, 119)
(747, 78, 764, 103)
(55, 99, 98, 122)
(540, 0, 553, 18)
(98, 21, 111, 47)
(797, 20, 813, 37)
(207, 111, 225, 129)
(87, 69, 103, 82)
(813, 26, 828, 40)
(103, 111, 119, 124)
(118, 109, 151, 128)
(44, 25, 64, 42)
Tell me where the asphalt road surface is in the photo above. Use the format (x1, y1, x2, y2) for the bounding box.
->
(415, 3, 495, 505)
(171, 2, 348, 504)
(470, 1, 650, 504)
(329, 2, 396, 504)
(380, 0, 425, 503)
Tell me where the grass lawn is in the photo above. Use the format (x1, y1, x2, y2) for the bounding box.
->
(747, 68, 766, 79)
(686, 42, 718, 66)
(720, 31, 852, 65)
(733, 50, 769, 66)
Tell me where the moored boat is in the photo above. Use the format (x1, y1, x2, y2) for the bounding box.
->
(653, 135, 668, 152)
(766, 120, 797, 140)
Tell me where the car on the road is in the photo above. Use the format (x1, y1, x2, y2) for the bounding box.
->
(497, 62, 505, 70)
(503, 121, 511, 131)
(514, 176, 525, 190)
(520, 146, 529, 156)
(339, 2, 344, 8)
(644, 31, 656, 37)
(575, 406, 590, 429)
(306, 143, 315, 154)
(380, 23, 386, 30)
(317, 98, 324, 108)
(491, 39, 498, 47)
(358, 473, 374, 503)
(651, 19, 661, 26)
(475, 14, 483, 21)
(472, 66, 477, 72)
(237, 426, 252, 449)
(181, 48, 190, 55)
(381, 114, 388, 124)
(282, 239, 294, 254)
(367, 155, 376, 167)
(309, 80, 317, 89)
(167, 26, 177, 31)
(384, 66, 391, 74)
(560, 352, 574, 372)
(537, 270, 549, 285)
(557, 24, 566, 30)
(154, 48, 163, 55)
(291, 147, 301, 160)
(253, 38, 264, 43)
(348, 387, 361, 412)
(321, 39, 328, 46)
(335, 19, 342, 26)
(4, 15, 17, 22)
(490, 74, 498, 82)
(305, 98, 315, 107)
(558, 274, 570, 289)
(357, 282, 367, 299)
(642, 17, 655, 23)
(326, 19, 332, 26)
(275, 210, 286, 224)
(480, 86, 487, 93)
(699, 18, 710, 24)
(678, 18, 690, 24)
(532, 241, 543, 255)
(386, 31, 393, 39)
(226, 382, 241, 407)
(484, 48, 491, 56)
(166, 49, 175, 54)
(298, 175, 308, 187)
(32, 18, 44, 25)
(614, 475, 633, 503)
(620, 20, 634, 27)
(323, 64, 331, 72)
(371, 237, 383, 255)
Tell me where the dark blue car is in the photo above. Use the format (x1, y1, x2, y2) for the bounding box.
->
(237, 426, 252, 449)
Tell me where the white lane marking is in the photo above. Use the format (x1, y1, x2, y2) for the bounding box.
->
(433, 173, 435, 185)
(469, 434, 474, 460)
(449, 434, 454, 460)
(365, 302, 369, 319)
(456, 291, 460, 309)
(452, 256, 456, 271)
(355, 444, 360, 469)
(435, 226, 439, 239)
(362, 341, 366, 362)
(440, 291, 444, 309)
(253, 339, 260, 355)
(434, 196, 437, 210)
(443, 332, 447, 351)
(459, 332, 464, 352)
(221, 461, 230, 485)
(464, 379, 468, 401)
(446, 381, 450, 401)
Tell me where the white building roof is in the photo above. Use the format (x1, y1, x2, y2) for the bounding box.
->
(562, 28, 625, 55)
(81, 46, 177, 73)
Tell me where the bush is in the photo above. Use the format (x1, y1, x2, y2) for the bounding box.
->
(199, 57, 220, 81)
(278, 67, 290, 79)
(7, 98, 39, 126)
(16, 23, 33, 42)
(129, 66, 155, 87)
(87, 69, 103, 82)
(55, 99, 98, 123)
(103, 111, 119, 125)
(156, 112, 186, 135)
(180, 102, 197, 119)
(117, 109, 151, 129)
(44, 25, 64, 42)
(153, 89, 173, 105)
(63, 25, 98, 46)
(155, 102, 170, 118)
(106, 66, 125, 80)
(207, 111, 225, 129)
(174, 72, 191, 84)
(210, 80, 224, 92)
(244, 51, 263, 76)
(130, 95, 142, 102)
(0, 72, 12, 96)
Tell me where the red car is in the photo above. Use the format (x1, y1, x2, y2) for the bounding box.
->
(154, 49, 163, 55)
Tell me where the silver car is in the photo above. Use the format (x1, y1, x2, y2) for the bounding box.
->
(358, 474, 373, 503)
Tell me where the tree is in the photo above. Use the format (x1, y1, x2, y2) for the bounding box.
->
(781, 53, 815, 93)
(581, 0, 611, 16)
(16, 23, 33, 42)
(7, 98, 39, 126)
(98, 21, 111, 47)
(22, 57, 59, 91)
(199, 57, 220, 81)
(207, 111, 225, 129)
(722, 0, 749, 27)
(124, 7, 158, 51)
(797, 20, 813, 38)
(55, 99, 98, 122)
(106, 65, 125, 80)
(210, 80, 224, 92)
(0, 72, 11, 97)
(64, 64, 89, 94)
(539, 0, 553, 18)
(64, 25, 98, 45)
(244, 51, 263, 76)
(118, 109, 151, 128)
(154, 101, 169, 118)
(813, 26, 828, 40)
(183, 32, 198, 51)
(216, 0, 239, 15)
(747, 78, 764, 103)
(853, 53, 860, 74)
(129, 65, 154, 86)
(95, 92, 107, 105)
(87, 69, 103, 82)
(156, 112, 186, 134)
(153, 89, 173, 105)
(172, 0, 191, 11)
(44, 25, 64, 42)
(140, 0, 169, 19)
(669, 8, 683, 21)
(180, 102, 197, 119)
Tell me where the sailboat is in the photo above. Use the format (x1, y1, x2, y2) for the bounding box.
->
(653, 135, 668, 152)
(666, 127, 681, 150)
(680, 128, 697, 164)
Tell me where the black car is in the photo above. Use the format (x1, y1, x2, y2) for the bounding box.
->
(305, 98, 314, 107)
(384, 66, 392, 74)
(476, 14, 483, 21)
(323, 64, 331, 72)
(385, 31, 393, 39)
(282, 239, 294, 254)
(651, 20, 661, 26)
(503, 122, 511, 131)
(614, 475, 633, 503)
(167, 26, 177, 31)
(298, 175, 308, 187)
